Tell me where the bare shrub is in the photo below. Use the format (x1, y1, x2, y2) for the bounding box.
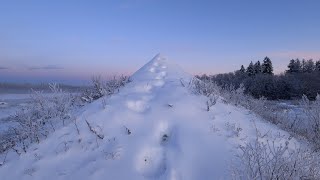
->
(188, 77, 220, 111)
(300, 94, 320, 151)
(0, 83, 76, 157)
(190, 76, 320, 178)
(232, 138, 320, 180)
(225, 122, 242, 138)
(188, 77, 219, 97)
(206, 94, 218, 111)
(81, 75, 131, 103)
(85, 119, 104, 140)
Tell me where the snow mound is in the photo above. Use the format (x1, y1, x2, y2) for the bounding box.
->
(131, 53, 192, 82)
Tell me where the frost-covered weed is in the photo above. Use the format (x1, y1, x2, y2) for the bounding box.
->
(192, 76, 320, 152)
(81, 75, 131, 103)
(225, 122, 242, 138)
(0, 83, 77, 156)
(232, 136, 320, 180)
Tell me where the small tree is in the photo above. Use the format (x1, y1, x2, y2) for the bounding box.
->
(305, 59, 315, 73)
(316, 60, 320, 72)
(253, 61, 261, 75)
(301, 59, 307, 73)
(240, 65, 246, 74)
(262, 56, 273, 75)
(246, 62, 255, 77)
(287, 59, 296, 73)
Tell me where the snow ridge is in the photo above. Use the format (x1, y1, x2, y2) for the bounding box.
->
(0, 54, 300, 180)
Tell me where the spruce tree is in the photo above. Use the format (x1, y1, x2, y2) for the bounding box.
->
(262, 56, 273, 75)
(246, 61, 255, 76)
(301, 59, 307, 73)
(287, 59, 295, 73)
(240, 65, 246, 73)
(316, 60, 320, 72)
(294, 59, 302, 73)
(254, 61, 261, 74)
(305, 59, 315, 73)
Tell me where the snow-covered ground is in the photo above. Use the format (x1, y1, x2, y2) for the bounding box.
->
(0, 55, 305, 179)
(0, 94, 31, 133)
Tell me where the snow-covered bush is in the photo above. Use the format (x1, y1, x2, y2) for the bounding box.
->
(192, 76, 320, 152)
(225, 122, 242, 138)
(188, 77, 220, 111)
(300, 94, 320, 151)
(188, 77, 219, 97)
(81, 75, 131, 103)
(189, 77, 258, 110)
(206, 94, 218, 111)
(0, 83, 76, 155)
(232, 138, 320, 180)
(191, 76, 320, 178)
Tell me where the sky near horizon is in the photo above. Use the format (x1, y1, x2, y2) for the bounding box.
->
(0, 0, 320, 84)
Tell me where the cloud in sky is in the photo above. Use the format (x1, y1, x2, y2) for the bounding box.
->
(0, 66, 9, 70)
(28, 65, 64, 70)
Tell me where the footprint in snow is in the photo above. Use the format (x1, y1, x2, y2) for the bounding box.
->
(135, 84, 153, 93)
(149, 67, 156, 73)
(135, 146, 167, 178)
(153, 80, 165, 87)
(155, 71, 167, 80)
(126, 100, 149, 113)
(154, 121, 172, 145)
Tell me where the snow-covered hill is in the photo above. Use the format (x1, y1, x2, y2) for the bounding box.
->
(0, 54, 303, 179)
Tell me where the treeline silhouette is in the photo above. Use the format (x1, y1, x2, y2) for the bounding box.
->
(198, 57, 320, 100)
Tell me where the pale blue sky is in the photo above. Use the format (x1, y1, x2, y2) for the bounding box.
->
(1, 0, 320, 84)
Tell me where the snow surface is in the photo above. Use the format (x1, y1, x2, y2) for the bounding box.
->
(0, 94, 32, 133)
(0, 54, 301, 179)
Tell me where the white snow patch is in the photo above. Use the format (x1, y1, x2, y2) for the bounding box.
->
(126, 99, 150, 113)
(135, 146, 166, 178)
(134, 84, 153, 93)
(155, 71, 167, 80)
(153, 80, 165, 87)
(149, 67, 156, 73)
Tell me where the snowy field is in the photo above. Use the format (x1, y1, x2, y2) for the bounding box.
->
(0, 92, 80, 134)
(0, 94, 32, 133)
(0, 55, 318, 180)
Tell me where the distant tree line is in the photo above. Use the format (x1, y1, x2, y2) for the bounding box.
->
(198, 57, 320, 100)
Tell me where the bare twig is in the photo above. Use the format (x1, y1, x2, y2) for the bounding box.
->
(85, 120, 104, 139)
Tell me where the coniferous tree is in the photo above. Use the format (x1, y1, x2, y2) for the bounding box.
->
(287, 59, 295, 73)
(240, 65, 246, 73)
(305, 59, 315, 73)
(294, 59, 302, 73)
(301, 59, 307, 73)
(254, 61, 261, 74)
(262, 56, 273, 75)
(287, 59, 303, 73)
(246, 61, 255, 76)
(316, 60, 320, 72)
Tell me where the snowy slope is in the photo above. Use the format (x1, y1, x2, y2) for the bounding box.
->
(0, 54, 300, 180)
